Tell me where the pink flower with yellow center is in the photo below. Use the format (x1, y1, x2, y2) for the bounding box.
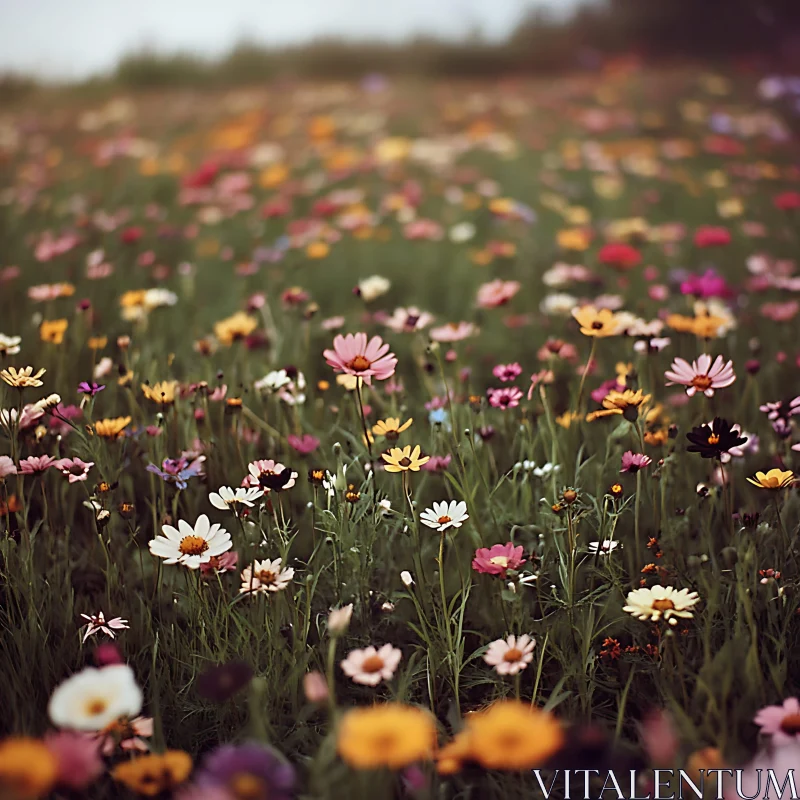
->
(323, 333, 397, 385)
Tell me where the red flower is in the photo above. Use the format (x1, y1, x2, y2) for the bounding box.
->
(119, 226, 144, 244)
(598, 242, 641, 270)
(182, 160, 219, 189)
(693, 226, 731, 248)
(774, 191, 800, 211)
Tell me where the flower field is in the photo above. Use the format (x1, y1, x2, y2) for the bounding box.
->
(1, 66, 800, 798)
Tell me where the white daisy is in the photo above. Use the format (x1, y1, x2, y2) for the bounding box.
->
(209, 486, 264, 511)
(483, 634, 536, 675)
(419, 500, 469, 532)
(239, 558, 294, 595)
(623, 585, 700, 626)
(340, 644, 402, 686)
(48, 665, 142, 731)
(0, 334, 21, 356)
(254, 369, 291, 392)
(148, 514, 232, 569)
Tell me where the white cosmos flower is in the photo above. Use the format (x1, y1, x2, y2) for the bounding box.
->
(419, 500, 469, 532)
(623, 585, 700, 626)
(254, 370, 291, 392)
(340, 644, 402, 686)
(209, 486, 264, 510)
(483, 634, 536, 675)
(540, 293, 579, 317)
(239, 558, 294, 595)
(0, 334, 21, 356)
(148, 514, 232, 569)
(48, 665, 142, 731)
(357, 275, 391, 302)
(449, 222, 476, 243)
(588, 540, 620, 555)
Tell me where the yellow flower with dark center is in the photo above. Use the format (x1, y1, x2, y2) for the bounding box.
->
(141, 381, 178, 406)
(213, 312, 258, 346)
(747, 469, 795, 490)
(586, 389, 651, 422)
(372, 417, 413, 441)
(1, 366, 46, 388)
(40, 319, 68, 345)
(571, 306, 622, 338)
(94, 417, 132, 439)
(439, 700, 564, 772)
(382, 445, 430, 473)
(0, 737, 58, 799)
(111, 750, 192, 796)
(337, 704, 436, 770)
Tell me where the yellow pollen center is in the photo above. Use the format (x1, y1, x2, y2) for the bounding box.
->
(652, 598, 675, 611)
(489, 556, 509, 567)
(503, 648, 524, 662)
(707, 433, 720, 445)
(437, 515, 452, 524)
(179, 535, 209, 556)
(361, 655, 385, 673)
(229, 773, 268, 800)
(347, 355, 371, 372)
(86, 698, 108, 716)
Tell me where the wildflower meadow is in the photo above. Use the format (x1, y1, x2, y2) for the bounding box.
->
(2, 66, 800, 799)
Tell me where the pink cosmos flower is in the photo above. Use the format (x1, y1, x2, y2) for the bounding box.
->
(483, 634, 536, 676)
(753, 697, 800, 744)
(429, 322, 477, 342)
(287, 434, 320, 455)
(199, 551, 239, 576)
(80, 611, 130, 642)
(55, 457, 95, 483)
(97, 716, 154, 755)
(340, 644, 402, 686)
(492, 363, 522, 382)
(243, 459, 298, 492)
(472, 543, 526, 577)
(761, 301, 800, 322)
(19, 455, 57, 474)
(420, 455, 451, 472)
(679, 269, 732, 299)
(537, 338, 578, 363)
(321, 316, 345, 331)
(591, 379, 624, 404)
(620, 451, 652, 473)
(323, 333, 397, 385)
(476, 279, 521, 309)
(384, 306, 434, 333)
(664, 354, 735, 397)
(487, 387, 523, 409)
(0, 456, 16, 479)
(44, 731, 104, 790)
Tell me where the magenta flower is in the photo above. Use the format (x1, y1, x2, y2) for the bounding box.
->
(664, 354, 735, 397)
(323, 333, 397, 385)
(44, 731, 104, 791)
(287, 434, 320, 455)
(754, 697, 800, 744)
(78, 381, 105, 397)
(679, 269, 732, 299)
(199, 551, 240, 576)
(620, 451, 652, 473)
(420, 454, 451, 472)
(0, 455, 16, 479)
(55, 457, 95, 483)
(591, 378, 624, 404)
(472, 543, 526, 577)
(492, 362, 522, 382)
(487, 387, 523, 409)
(19, 455, 57, 474)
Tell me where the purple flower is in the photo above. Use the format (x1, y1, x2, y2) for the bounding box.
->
(146, 454, 206, 490)
(679, 269, 732, 299)
(620, 451, 652, 474)
(591, 379, 624, 404)
(19, 455, 57, 474)
(55, 457, 95, 483)
(196, 741, 295, 800)
(78, 381, 105, 397)
(286, 434, 320, 455)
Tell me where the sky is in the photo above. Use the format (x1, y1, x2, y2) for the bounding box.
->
(0, 0, 581, 79)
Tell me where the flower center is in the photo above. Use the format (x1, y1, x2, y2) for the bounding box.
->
(503, 648, 523, 662)
(489, 556, 509, 567)
(437, 515, 452, 525)
(691, 375, 713, 391)
(707, 433, 720, 445)
(591, 321, 604, 329)
(258, 570, 277, 584)
(85, 698, 109, 716)
(361, 655, 385, 673)
(780, 713, 800, 735)
(651, 598, 675, 612)
(179, 535, 209, 556)
(229, 772, 268, 800)
(398, 457, 412, 467)
(347, 355, 371, 372)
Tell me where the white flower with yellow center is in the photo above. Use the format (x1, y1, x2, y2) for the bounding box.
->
(623, 585, 699, 626)
(419, 500, 469, 532)
(148, 514, 232, 569)
(239, 558, 295, 595)
(48, 665, 142, 731)
(209, 486, 263, 511)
